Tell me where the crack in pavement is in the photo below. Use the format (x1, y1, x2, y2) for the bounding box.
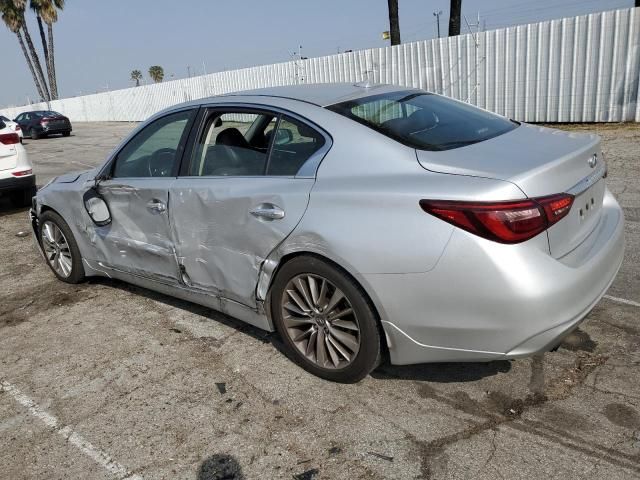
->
(401, 351, 640, 479)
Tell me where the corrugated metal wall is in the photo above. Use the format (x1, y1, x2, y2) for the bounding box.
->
(2, 7, 639, 122)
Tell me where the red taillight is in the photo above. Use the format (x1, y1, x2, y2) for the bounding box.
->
(538, 194, 573, 221)
(0, 132, 20, 145)
(12, 169, 32, 177)
(420, 193, 574, 244)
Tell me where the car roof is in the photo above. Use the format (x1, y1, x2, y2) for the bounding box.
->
(219, 82, 411, 107)
(153, 83, 419, 123)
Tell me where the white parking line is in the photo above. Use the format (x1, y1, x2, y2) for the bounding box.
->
(0, 381, 143, 480)
(603, 294, 640, 308)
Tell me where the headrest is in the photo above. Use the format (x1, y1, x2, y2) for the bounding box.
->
(216, 128, 247, 147)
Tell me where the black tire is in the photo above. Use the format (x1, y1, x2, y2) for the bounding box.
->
(38, 210, 85, 284)
(270, 255, 382, 383)
(9, 186, 35, 208)
(62, 131, 71, 137)
(30, 128, 39, 140)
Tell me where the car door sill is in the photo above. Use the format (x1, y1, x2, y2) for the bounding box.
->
(83, 259, 273, 332)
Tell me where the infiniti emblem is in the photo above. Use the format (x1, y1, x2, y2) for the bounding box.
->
(588, 153, 598, 168)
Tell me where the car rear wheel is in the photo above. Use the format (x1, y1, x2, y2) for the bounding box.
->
(62, 131, 70, 137)
(30, 128, 39, 140)
(271, 255, 382, 383)
(39, 211, 85, 284)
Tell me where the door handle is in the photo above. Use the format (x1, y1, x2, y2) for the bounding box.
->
(147, 199, 167, 213)
(249, 204, 285, 220)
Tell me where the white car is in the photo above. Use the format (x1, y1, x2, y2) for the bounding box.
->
(0, 115, 24, 140)
(0, 119, 34, 206)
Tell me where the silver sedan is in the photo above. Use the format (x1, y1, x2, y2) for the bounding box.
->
(30, 83, 624, 382)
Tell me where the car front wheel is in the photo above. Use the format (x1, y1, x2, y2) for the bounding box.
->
(270, 255, 382, 383)
(38, 211, 85, 283)
(30, 128, 39, 140)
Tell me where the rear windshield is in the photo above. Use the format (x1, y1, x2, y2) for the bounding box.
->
(33, 111, 62, 117)
(327, 91, 518, 151)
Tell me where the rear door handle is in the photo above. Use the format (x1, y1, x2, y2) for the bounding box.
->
(147, 199, 167, 213)
(249, 204, 285, 220)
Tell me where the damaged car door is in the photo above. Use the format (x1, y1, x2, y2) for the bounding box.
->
(92, 109, 196, 283)
(169, 107, 329, 306)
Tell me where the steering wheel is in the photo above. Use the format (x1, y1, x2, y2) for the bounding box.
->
(148, 148, 176, 177)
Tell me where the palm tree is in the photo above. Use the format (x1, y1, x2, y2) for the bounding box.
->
(448, 0, 462, 37)
(386, 0, 400, 45)
(130, 69, 142, 87)
(30, 0, 64, 99)
(148, 65, 164, 83)
(0, 0, 47, 101)
(13, 0, 50, 100)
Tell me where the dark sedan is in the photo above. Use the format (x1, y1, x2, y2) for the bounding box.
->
(14, 110, 72, 139)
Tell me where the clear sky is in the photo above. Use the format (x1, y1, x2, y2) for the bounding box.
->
(0, 0, 634, 107)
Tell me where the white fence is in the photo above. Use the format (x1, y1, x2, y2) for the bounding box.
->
(2, 7, 639, 123)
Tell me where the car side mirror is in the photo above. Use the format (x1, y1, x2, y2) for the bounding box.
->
(83, 188, 111, 226)
(275, 128, 293, 145)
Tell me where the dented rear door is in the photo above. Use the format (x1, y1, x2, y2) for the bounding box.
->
(169, 177, 313, 307)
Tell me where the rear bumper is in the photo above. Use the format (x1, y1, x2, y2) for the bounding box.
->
(370, 188, 625, 365)
(0, 174, 35, 193)
(39, 125, 71, 134)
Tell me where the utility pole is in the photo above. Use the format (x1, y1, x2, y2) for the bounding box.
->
(464, 12, 480, 35)
(291, 45, 307, 84)
(187, 66, 192, 78)
(433, 10, 443, 38)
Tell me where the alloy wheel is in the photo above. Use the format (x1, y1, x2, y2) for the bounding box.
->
(41, 221, 73, 278)
(280, 274, 361, 369)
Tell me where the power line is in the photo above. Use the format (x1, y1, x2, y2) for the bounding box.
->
(482, 0, 631, 29)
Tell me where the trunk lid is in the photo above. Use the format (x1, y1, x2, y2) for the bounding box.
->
(0, 150, 17, 170)
(416, 123, 606, 258)
(42, 115, 67, 128)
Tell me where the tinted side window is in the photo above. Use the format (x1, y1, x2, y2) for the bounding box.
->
(266, 117, 325, 176)
(188, 111, 276, 176)
(113, 110, 193, 178)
